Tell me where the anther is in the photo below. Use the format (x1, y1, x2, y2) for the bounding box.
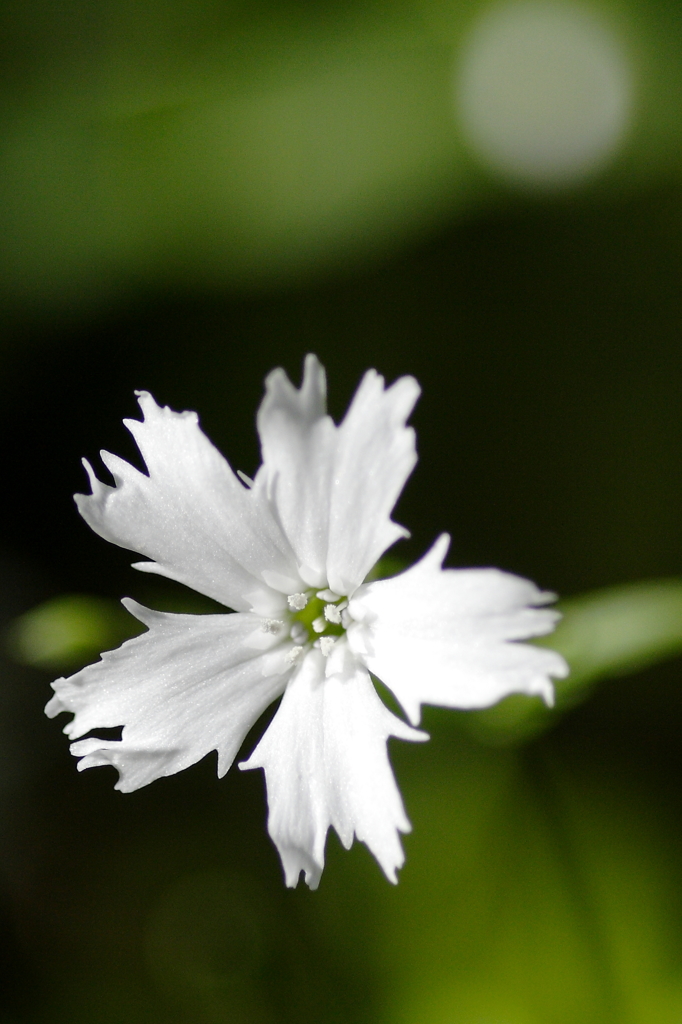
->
(324, 603, 342, 625)
(261, 619, 284, 634)
(317, 589, 340, 602)
(287, 593, 308, 612)
(319, 637, 336, 658)
(286, 645, 304, 664)
(312, 616, 326, 633)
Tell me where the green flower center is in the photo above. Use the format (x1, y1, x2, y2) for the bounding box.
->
(282, 590, 349, 659)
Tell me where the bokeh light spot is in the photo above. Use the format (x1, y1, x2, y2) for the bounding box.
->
(455, 2, 633, 186)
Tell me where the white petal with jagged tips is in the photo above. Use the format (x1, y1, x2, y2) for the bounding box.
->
(240, 648, 427, 889)
(76, 393, 300, 613)
(326, 371, 420, 596)
(348, 534, 568, 726)
(255, 358, 420, 595)
(45, 601, 292, 792)
(255, 355, 336, 589)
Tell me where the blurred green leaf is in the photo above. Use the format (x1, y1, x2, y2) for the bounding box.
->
(466, 578, 682, 744)
(545, 577, 682, 682)
(4, 593, 142, 672)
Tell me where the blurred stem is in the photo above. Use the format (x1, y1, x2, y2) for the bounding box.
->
(521, 742, 628, 1024)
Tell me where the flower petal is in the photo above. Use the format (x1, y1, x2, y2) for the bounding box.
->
(45, 601, 291, 792)
(255, 358, 419, 596)
(255, 354, 336, 589)
(348, 534, 569, 726)
(76, 392, 299, 613)
(240, 648, 426, 889)
(326, 369, 419, 596)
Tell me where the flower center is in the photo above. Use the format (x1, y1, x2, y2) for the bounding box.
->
(286, 590, 348, 659)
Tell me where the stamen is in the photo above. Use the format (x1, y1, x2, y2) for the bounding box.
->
(261, 619, 284, 634)
(324, 603, 342, 625)
(312, 616, 326, 634)
(286, 645, 304, 664)
(319, 636, 336, 658)
(287, 593, 308, 612)
(317, 589, 340, 602)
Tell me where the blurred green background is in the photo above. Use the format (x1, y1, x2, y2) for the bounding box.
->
(2, 0, 682, 1021)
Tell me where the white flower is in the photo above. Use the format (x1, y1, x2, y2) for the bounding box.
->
(45, 355, 568, 889)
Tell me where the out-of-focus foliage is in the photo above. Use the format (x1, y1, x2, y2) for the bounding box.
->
(2, 0, 682, 316)
(379, 730, 682, 1024)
